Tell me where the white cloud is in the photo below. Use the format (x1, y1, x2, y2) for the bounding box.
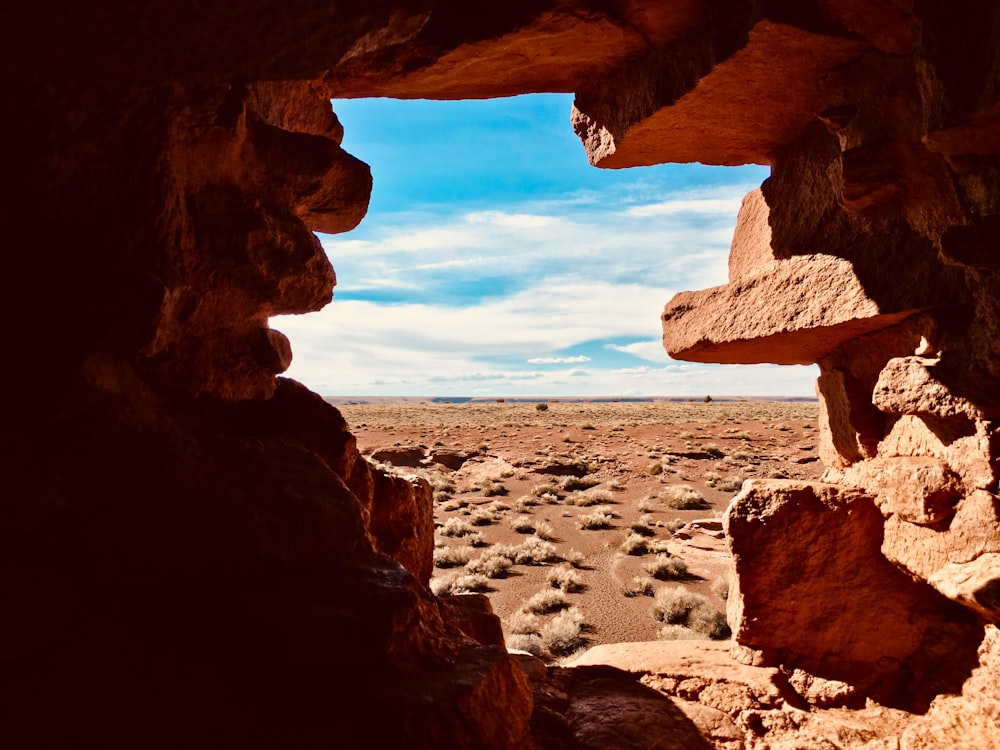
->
(606, 341, 669, 362)
(528, 355, 591, 364)
(278, 178, 819, 398)
(626, 197, 743, 218)
(464, 211, 557, 228)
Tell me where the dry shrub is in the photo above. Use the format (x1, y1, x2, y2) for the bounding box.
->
(513, 496, 538, 512)
(620, 532, 650, 556)
(541, 608, 586, 656)
(429, 576, 454, 597)
(661, 519, 687, 535)
(465, 549, 513, 578)
(568, 488, 613, 506)
(563, 549, 586, 568)
(577, 506, 614, 530)
(440, 517, 478, 537)
(534, 520, 555, 541)
(644, 461, 664, 476)
(660, 485, 708, 510)
(507, 610, 541, 635)
(433, 545, 477, 569)
(716, 475, 746, 493)
(643, 554, 688, 580)
(559, 475, 597, 492)
(626, 516, 655, 537)
(623, 576, 655, 598)
(546, 563, 584, 593)
(450, 574, 491, 594)
(480, 479, 507, 497)
(485, 500, 511, 513)
(505, 536, 559, 565)
(524, 589, 568, 614)
(530, 482, 560, 498)
(510, 515, 535, 534)
(464, 531, 488, 547)
(701, 443, 726, 458)
(507, 633, 545, 656)
(470, 509, 496, 526)
(657, 624, 703, 641)
(652, 587, 730, 639)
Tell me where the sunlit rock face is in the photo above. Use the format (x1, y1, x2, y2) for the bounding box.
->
(3, 1, 1000, 748)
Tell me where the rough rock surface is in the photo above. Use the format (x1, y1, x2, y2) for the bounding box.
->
(4, 1, 1000, 748)
(725, 480, 983, 710)
(661, 189, 923, 365)
(571, 641, 914, 750)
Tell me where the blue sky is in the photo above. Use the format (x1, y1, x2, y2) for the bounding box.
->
(274, 95, 818, 397)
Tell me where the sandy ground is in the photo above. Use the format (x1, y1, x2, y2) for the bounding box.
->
(335, 400, 822, 662)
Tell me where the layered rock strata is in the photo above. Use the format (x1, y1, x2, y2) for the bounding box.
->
(3, 1, 1000, 748)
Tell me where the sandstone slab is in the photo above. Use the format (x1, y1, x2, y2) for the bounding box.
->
(661, 189, 922, 366)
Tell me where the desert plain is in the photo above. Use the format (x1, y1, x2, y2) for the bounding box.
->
(332, 398, 822, 663)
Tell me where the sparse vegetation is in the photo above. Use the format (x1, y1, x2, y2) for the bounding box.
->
(657, 624, 704, 640)
(643, 554, 688, 580)
(433, 545, 477, 568)
(512, 496, 538, 513)
(652, 587, 730, 639)
(626, 515, 656, 537)
(660, 485, 709, 510)
(716, 475, 746, 492)
(577, 506, 614, 530)
(530, 482, 560, 497)
(505, 535, 559, 564)
(540, 607, 586, 656)
(470, 509, 496, 526)
(534, 519, 555, 541)
(620, 532, 651, 556)
(560, 475, 598, 492)
(344, 399, 818, 655)
(439, 518, 479, 537)
(524, 588, 568, 614)
(510, 515, 536, 534)
(465, 549, 513, 578)
(480, 479, 507, 496)
(546, 563, 584, 593)
(563, 549, 586, 568)
(623, 576, 655, 597)
(507, 633, 545, 656)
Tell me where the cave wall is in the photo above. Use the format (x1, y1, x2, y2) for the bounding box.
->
(2, 1, 999, 747)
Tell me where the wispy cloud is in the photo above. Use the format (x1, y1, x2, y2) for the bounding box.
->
(528, 355, 591, 364)
(605, 340, 669, 362)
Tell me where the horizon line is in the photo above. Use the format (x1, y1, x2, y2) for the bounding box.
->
(322, 394, 819, 403)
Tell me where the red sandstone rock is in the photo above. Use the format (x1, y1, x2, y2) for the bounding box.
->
(574, 20, 865, 168)
(570, 641, 914, 747)
(662, 189, 922, 365)
(725, 479, 983, 710)
(438, 593, 506, 648)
